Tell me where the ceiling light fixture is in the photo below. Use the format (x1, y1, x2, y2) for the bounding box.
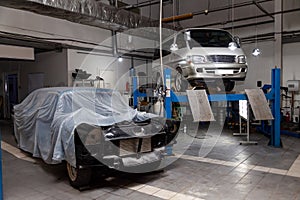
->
(118, 57, 123, 62)
(252, 48, 261, 56)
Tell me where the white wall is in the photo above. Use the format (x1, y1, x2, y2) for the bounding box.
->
(283, 43, 300, 84)
(20, 49, 68, 99)
(234, 41, 275, 91)
(283, 0, 300, 31)
(68, 49, 143, 89)
(67, 48, 151, 93)
(0, 50, 68, 101)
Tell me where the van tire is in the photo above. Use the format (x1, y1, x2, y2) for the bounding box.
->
(174, 73, 188, 92)
(224, 80, 235, 92)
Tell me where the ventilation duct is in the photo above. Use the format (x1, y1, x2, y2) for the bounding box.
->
(0, 0, 159, 31)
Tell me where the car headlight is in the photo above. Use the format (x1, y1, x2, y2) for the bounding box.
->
(187, 55, 206, 64)
(237, 55, 246, 64)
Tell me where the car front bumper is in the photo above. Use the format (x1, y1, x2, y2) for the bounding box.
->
(182, 63, 247, 81)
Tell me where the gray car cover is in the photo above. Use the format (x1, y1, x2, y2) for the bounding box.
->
(13, 87, 157, 166)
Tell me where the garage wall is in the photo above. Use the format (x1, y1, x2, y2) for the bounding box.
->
(234, 41, 275, 91)
(68, 49, 116, 88)
(282, 42, 300, 106)
(68, 49, 149, 92)
(235, 40, 300, 106)
(283, 0, 300, 31)
(68, 49, 134, 90)
(0, 49, 68, 101)
(19, 49, 68, 99)
(283, 43, 300, 84)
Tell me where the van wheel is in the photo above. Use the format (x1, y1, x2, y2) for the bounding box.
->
(175, 73, 188, 92)
(224, 80, 235, 92)
(66, 162, 92, 188)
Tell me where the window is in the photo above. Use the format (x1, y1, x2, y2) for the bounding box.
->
(188, 29, 237, 48)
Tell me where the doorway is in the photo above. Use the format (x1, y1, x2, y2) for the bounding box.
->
(3, 73, 19, 119)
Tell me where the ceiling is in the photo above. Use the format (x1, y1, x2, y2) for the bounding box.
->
(1, 0, 300, 54)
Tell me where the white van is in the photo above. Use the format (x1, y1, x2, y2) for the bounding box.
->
(153, 28, 248, 92)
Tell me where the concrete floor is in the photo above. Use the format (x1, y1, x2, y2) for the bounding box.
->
(2, 120, 300, 200)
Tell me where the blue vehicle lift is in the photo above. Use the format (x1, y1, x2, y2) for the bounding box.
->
(133, 68, 282, 148)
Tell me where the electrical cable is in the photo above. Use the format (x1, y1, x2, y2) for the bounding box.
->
(172, 0, 175, 29)
(227, 0, 231, 29)
(148, 0, 152, 21)
(159, 0, 165, 87)
(255, 5, 258, 48)
(207, 0, 211, 13)
(176, 0, 181, 28)
(231, 0, 235, 35)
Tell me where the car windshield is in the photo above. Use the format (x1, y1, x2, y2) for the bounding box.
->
(187, 29, 237, 48)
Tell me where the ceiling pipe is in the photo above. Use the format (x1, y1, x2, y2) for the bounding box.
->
(193, 0, 273, 16)
(0, 0, 161, 32)
(162, 0, 273, 23)
(195, 7, 300, 28)
(120, 0, 171, 10)
(162, 13, 193, 23)
(253, 0, 274, 19)
(241, 29, 300, 44)
(223, 19, 274, 30)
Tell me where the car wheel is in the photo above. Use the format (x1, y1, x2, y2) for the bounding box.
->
(66, 162, 92, 188)
(166, 120, 180, 134)
(224, 80, 235, 92)
(175, 73, 188, 92)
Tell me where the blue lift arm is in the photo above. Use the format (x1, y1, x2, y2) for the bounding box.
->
(133, 68, 281, 147)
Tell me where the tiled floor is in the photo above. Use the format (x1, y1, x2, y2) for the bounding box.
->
(2, 120, 300, 200)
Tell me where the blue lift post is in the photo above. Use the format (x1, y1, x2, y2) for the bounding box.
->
(133, 68, 282, 148)
(270, 68, 281, 147)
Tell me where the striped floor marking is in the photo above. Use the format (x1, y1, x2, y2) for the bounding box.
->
(1, 141, 36, 163)
(126, 183, 204, 200)
(287, 155, 300, 177)
(177, 154, 300, 177)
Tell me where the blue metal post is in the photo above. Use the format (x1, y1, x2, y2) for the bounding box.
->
(132, 76, 138, 109)
(164, 68, 172, 119)
(270, 68, 281, 147)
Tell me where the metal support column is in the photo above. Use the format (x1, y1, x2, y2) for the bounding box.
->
(132, 76, 138, 109)
(164, 68, 172, 119)
(270, 68, 281, 147)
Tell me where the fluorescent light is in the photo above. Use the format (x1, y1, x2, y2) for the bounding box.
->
(252, 48, 261, 56)
(118, 57, 122, 62)
(0, 44, 34, 60)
